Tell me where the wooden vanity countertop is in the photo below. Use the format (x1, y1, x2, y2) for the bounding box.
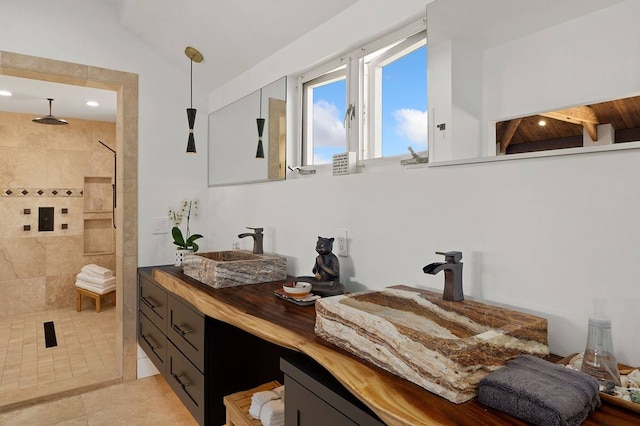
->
(145, 266, 639, 426)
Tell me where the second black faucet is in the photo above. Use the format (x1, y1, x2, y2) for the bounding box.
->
(238, 227, 264, 254)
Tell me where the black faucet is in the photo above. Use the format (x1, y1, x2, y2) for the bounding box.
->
(423, 251, 464, 302)
(237, 227, 264, 254)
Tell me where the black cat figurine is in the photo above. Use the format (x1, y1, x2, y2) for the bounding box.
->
(295, 236, 346, 297)
(313, 237, 340, 282)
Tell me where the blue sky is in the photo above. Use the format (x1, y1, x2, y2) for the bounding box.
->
(312, 46, 427, 164)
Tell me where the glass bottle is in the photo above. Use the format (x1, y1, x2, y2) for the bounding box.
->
(581, 299, 621, 386)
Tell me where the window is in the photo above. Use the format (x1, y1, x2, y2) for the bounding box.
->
(302, 67, 347, 165)
(301, 25, 427, 166)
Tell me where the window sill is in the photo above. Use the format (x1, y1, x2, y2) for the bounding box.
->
(427, 141, 640, 168)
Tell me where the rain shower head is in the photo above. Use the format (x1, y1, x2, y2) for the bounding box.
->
(32, 98, 68, 125)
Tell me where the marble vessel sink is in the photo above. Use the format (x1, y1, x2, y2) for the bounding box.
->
(315, 285, 549, 404)
(181, 250, 287, 288)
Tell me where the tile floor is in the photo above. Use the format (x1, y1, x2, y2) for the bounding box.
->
(0, 304, 197, 425)
(0, 305, 119, 409)
(0, 374, 197, 425)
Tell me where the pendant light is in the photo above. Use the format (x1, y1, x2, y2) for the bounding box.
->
(184, 46, 203, 153)
(32, 98, 68, 125)
(256, 89, 265, 158)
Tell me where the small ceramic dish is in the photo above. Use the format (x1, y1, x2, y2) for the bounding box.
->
(282, 282, 312, 299)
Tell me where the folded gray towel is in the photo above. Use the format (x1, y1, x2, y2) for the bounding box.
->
(478, 355, 600, 426)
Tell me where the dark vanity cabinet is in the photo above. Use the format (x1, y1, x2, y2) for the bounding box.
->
(138, 269, 209, 424)
(137, 267, 294, 425)
(281, 352, 385, 426)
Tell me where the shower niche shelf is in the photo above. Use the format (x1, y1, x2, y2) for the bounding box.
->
(83, 176, 113, 213)
(84, 218, 114, 255)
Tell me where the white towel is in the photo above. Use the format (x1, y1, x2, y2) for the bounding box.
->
(76, 271, 116, 287)
(260, 399, 284, 426)
(272, 385, 284, 399)
(81, 264, 113, 278)
(75, 280, 116, 295)
(249, 390, 279, 419)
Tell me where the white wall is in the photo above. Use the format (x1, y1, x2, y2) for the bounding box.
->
(209, 0, 639, 365)
(483, 1, 640, 150)
(0, 0, 209, 266)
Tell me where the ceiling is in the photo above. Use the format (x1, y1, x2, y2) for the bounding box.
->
(106, 0, 360, 92)
(0, 74, 117, 122)
(0, 0, 359, 122)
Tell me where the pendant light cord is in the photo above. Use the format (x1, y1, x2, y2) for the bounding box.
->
(190, 59, 193, 109)
(259, 89, 263, 117)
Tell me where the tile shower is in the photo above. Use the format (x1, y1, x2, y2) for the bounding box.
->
(0, 110, 116, 316)
(0, 110, 119, 407)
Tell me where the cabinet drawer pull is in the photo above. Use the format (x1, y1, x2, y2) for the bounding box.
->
(172, 323, 193, 336)
(141, 334, 158, 350)
(172, 372, 191, 388)
(141, 296, 159, 309)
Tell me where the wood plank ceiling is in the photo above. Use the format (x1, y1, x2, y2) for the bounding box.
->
(497, 94, 640, 154)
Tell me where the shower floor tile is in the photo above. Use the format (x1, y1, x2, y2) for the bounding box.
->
(0, 306, 118, 408)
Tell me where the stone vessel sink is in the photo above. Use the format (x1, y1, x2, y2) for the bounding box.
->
(181, 250, 287, 289)
(315, 285, 549, 404)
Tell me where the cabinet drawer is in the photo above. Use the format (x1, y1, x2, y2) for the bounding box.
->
(138, 311, 167, 374)
(167, 294, 205, 372)
(167, 341, 205, 426)
(139, 274, 167, 332)
(281, 354, 384, 426)
(285, 376, 357, 426)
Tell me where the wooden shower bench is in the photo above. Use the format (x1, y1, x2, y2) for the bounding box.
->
(76, 287, 116, 312)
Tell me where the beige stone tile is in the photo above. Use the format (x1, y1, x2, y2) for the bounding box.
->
(43, 236, 84, 277)
(0, 394, 85, 426)
(82, 376, 196, 426)
(0, 199, 33, 238)
(81, 375, 167, 414)
(0, 237, 46, 281)
(51, 417, 89, 426)
(0, 112, 23, 148)
(91, 122, 115, 150)
(0, 146, 47, 188)
(46, 150, 92, 189)
(0, 278, 46, 317)
(90, 150, 115, 180)
(45, 274, 77, 310)
(45, 119, 92, 152)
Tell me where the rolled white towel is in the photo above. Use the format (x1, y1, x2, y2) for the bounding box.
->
(81, 264, 113, 278)
(76, 271, 116, 287)
(249, 390, 279, 420)
(272, 385, 285, 399)
(260, 399, 284, 426)
(76, 280, 116, 295)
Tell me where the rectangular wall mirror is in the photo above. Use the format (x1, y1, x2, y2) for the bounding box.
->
(426, 0, 639, 163)
(208, 76, 286, 186)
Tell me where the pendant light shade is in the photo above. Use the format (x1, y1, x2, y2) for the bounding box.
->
(184, 46, 203, 153)
(186, 108, 197, 153)
(256, 118, 265, 158)
(256, 89, 265, 158)
(32, 98, 68, 125)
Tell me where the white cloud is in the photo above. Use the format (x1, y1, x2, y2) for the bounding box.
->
(313, 100, 345, 147)
(394, 108, 428, 149)
(313, 152, 333, 165)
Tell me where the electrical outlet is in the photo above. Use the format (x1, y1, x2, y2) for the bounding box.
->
(152, 217, 169, 234)
(336, 229, 348, 257)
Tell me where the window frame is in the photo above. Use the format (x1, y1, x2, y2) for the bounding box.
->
(363, 31, 427, 160)
(301, 67, 347, 166)
(297, 18, 427, 171)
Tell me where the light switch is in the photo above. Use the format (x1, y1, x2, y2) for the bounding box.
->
(152, 217, 169, 234)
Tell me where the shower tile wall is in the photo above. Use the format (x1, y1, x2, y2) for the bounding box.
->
(0, 111, 116, 317)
